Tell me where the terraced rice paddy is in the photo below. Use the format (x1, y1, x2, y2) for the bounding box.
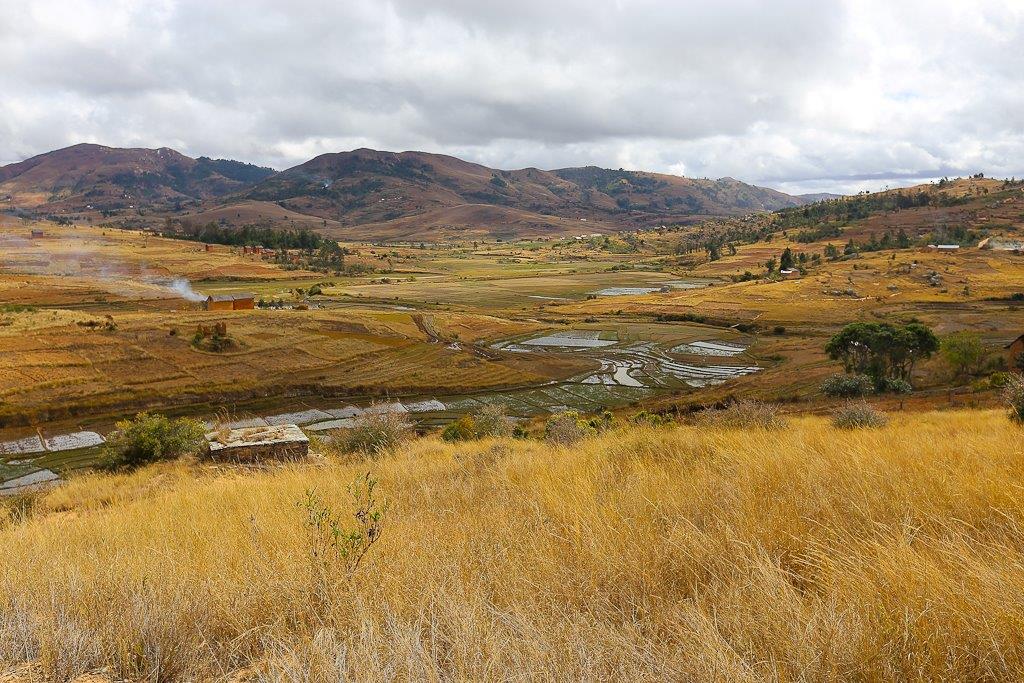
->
(592, 279, 714, 296)
(672, 340, 747, 356)
(1, 322, 761, 491)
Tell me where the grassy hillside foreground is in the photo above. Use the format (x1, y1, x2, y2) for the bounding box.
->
(2, 410, 1024, 681)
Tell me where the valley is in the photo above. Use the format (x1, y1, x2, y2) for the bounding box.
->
(2, 176, 1023, 492)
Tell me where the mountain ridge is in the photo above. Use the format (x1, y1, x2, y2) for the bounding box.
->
(1, 143, 806, 239)
(0, 143, 276, 213)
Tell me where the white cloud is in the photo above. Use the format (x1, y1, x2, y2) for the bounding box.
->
(0, 0, 1021, 193)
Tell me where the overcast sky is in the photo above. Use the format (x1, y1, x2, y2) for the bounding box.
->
(1, 0, 1022, 194)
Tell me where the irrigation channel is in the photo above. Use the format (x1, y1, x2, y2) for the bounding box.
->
(1, 323, 759, 493)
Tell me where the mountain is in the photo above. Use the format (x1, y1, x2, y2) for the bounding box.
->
(240, 149, 804, 238)
(0, 144, 807, 239)
(0, 143, 275, 213)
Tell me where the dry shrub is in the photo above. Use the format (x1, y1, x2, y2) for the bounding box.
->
(473, 402, 516, 438)
(544, 410, 594, 445)
(700, 399, 788, 430)
(336, 405, 412, 456)
(442, 403, 516, 442)
(1006, 373, 1024, 424)
(832, 401, 889, 429)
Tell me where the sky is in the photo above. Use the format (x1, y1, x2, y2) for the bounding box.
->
(1, 0, 1022, 194)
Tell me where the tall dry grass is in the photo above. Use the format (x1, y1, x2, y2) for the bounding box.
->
(2, 410, 1024, 681)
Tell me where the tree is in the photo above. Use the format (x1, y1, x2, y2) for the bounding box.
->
(896, 228, 912, 248)
(779, 247, 795, 271)
(825, 322, 939, 389)
(940, 331, 985, 379)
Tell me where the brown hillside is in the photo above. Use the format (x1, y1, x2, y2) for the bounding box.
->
(241, 148, 804, 237)
(0, 143, 274, 213)
(329, 203, 617, 241)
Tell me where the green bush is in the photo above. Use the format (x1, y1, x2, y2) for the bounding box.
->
(442, 416, 477, 442)
(879, 377, 913, 394)
(831, 402, 889, 430)
(1005, 374, 1024, 424)
(100, 412, 206, 471)
(990, 371, 1013, 389)
(629, 410, 666, 427)
(820, 373, 874, 398)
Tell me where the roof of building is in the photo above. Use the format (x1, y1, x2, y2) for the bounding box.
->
(1005, 333, 1024, 349)
(206, 423, 308, 452)
(207, 292, 255, 302)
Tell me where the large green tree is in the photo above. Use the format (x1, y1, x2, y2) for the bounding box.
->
(825, 322, 939, 388)
(940, 331, 985, 379)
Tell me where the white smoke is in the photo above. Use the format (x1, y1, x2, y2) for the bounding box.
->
(161, 277, 206, 302)
(1, 227, 207, 302)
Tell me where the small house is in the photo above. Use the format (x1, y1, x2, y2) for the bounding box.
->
(30, 229, 44, 238)
(205, 295, 234, 311)
(1007, 334, 1024, 368)
(204, 293, 255, 311)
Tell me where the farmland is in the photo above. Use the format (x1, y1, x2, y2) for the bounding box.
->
(3, 178, 1024, 490)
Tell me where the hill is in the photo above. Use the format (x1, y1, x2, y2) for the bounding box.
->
(797, 191, 845, 202)
(0, 144, 808, 240)
(240, 148, 804, 238)
(0, 143, 275, 213)
(2, 410, 1023, 680)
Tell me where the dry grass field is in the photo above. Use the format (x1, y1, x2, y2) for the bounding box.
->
(3, 409, 1024, 681)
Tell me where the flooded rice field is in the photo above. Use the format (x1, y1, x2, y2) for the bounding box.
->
(593, 279, 715, 297)
(1, 322, 758, 492)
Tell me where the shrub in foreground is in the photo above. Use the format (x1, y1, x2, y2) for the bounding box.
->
(700, 399, 787, 430)
(442, 416, 477, 442)
(831, 402, 889, 430)
(338, 406, 413, 455)
(820, 373, 874, 398)
(471, 403, 516, 438)
(1006, 373, 1024, 424)
(544, 411, 595, 445)
(100, 412, 206, 471)
(442, 403, 517, 442)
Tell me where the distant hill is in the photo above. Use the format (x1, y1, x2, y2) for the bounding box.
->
(0, 143, 275, 213)
(0, 144, 809, 239)
(238, 149, 803, 238)
(774, 177, 1024, 247)
(797, 192, 845, 202)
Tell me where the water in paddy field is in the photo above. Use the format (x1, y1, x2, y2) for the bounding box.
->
(1, 325, 758, 490)
(592, 278, 716, 297)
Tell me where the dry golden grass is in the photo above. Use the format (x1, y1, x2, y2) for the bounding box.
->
(2, 409, 1024, 681)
